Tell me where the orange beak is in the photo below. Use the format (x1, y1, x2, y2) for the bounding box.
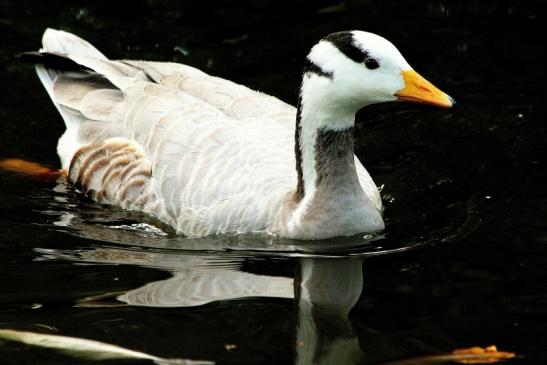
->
(395, 70, 454, 108)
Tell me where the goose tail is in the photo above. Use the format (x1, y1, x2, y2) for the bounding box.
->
(40, 28, 108, 60)
(31, 29, 118, 170)
(35, 28, 109, 126)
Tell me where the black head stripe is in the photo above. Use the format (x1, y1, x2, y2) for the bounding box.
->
(304, 58, 333, 79)
(323, 31, 369, 63)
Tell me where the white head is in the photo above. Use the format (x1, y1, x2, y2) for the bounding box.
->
(299, 30, 453, 129)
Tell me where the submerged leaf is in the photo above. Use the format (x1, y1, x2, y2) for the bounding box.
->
(0, 329, 214, 365)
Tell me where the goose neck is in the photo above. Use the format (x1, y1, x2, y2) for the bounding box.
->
(286, 76, 382, 239)
(294, 91, 359, 203)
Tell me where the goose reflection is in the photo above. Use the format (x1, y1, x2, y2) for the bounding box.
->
(39, 245, 364, 364)
(118, 261, 293, 307)
(295, 258, 363, 365)
(124, 257, 364, 365)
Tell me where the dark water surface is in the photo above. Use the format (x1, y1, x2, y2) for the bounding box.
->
(1, 1, 546, 364)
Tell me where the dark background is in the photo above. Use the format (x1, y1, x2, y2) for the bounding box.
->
(1, 1, 547, 364)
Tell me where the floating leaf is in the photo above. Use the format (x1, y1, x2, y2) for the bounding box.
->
(452, 345, 516, 364)
(380, 345, 515, 365)
(0, 158, 62, 181)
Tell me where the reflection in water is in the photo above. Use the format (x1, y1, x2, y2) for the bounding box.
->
(37, 246, 293, 306)
(32, 179, 480, 364)
(35, 180, 476, 364)
(118, 268, 293, 307)
(37, 246, 365, 364)
(295, 258, 363, 365)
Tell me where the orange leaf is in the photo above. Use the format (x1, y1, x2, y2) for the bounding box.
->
(452, 345, 516, 364)
(380, 345, 516, 365)
(0, 159, 63, 182)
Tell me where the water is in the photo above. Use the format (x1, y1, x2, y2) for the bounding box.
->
(1, 1, 546, 364)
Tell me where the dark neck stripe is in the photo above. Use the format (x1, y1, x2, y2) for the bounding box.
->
(323, 31, 368, 63)
(294, 94, 305, 202)
(304, 59, 333, 79)
(295, 57, 333, 202)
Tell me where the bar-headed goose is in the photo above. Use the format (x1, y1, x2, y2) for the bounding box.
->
(30, 29, 453, 240)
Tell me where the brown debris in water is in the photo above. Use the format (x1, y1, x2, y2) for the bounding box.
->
(452, 345, 516, 364)
(0, 158, 63, 182)
(381, 345, 516, 365)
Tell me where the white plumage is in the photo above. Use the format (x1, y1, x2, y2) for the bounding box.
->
(33, 29, 453, 240)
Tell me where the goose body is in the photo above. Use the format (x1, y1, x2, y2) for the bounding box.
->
(33, 29, 452, 240)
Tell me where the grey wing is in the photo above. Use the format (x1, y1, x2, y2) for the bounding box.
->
(39, 40, 297, 234)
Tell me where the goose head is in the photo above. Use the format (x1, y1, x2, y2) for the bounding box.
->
(300, 30, 453, 128)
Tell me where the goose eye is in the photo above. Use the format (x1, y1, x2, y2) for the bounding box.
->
(364, 58, 379, 70)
